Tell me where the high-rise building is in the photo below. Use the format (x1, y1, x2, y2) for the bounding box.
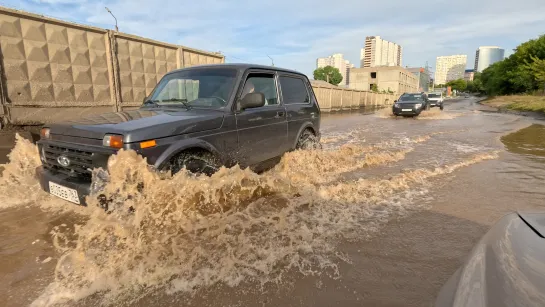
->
(474, 46, 505, 72)
(407, 67, 430, 92)
(435, 55, 468, 85)
(316, 53, 353, 86)
(360, 36, 402, 68)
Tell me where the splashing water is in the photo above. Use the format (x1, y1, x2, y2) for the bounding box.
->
(0, 134, 44, 208)
(0, 132, 498, 306)
(375, 107, 461, 120)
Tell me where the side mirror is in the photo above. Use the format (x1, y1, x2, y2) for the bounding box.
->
(240, 92, 265, 110)
(394, 100, 397, 102)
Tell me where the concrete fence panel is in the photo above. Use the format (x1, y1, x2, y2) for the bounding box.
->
(182, 47, 223, 68)
(341, 90, 352, 110)
(114, 33, 178, 108)
(330, 88, 342, 111)
(0, 8, 117, 123)
(312, 86, 331, 111)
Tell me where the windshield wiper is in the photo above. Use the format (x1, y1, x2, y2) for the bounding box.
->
(152, 98, 191, 109)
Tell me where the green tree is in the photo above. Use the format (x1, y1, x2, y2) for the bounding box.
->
(525, 55, 545, 93)
(479, 34, 545, 95)
(313, 66, 343, 86)
(371, 84, 378, 92)
(446, 79, 467, 92)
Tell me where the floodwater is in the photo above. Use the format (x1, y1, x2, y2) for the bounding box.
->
(0, 98, 544, 307)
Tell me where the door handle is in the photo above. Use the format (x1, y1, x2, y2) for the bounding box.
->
(275, 111, 285, 118)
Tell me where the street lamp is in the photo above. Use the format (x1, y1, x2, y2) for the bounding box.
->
(267, 55, 274, 67)
(105, 7, 118, 32)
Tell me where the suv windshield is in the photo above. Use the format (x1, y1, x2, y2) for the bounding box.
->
(147, 68, 238, 108)
(428, 93, 440, 98)
(399, 93, 424, 101)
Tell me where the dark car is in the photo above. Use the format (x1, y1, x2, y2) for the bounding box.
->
(36, 64, 321, 205)
(392, 92, 430, 117)
(435, 212, 545, 307)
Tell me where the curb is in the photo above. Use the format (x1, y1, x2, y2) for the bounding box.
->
(475, 98, 545, 121)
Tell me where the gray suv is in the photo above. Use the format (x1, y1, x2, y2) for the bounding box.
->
(36, 64, 321, 205)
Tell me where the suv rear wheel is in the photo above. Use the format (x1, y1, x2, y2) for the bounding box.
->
(170, 150, 220, 176)
(296, 129, 321, 150)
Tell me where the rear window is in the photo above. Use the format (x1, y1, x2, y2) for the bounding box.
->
(279, 76, 310, 104)
(428, 93, 441, 98)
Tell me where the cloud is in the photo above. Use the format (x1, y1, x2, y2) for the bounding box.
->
(4, 0, 545, 76)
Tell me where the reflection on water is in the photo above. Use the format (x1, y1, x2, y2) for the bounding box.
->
(501, 124, 545, 160)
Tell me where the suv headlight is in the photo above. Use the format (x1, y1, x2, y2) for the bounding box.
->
(40, 128, 50, 139)
(415, 103, 422, 109)
(394, 103, 400, 108)
(103, 134, 124, 149)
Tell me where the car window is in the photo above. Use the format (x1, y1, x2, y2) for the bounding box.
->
(279, 76, 310, 104)
(242, 74, 278, 106)
(399, 94, 424, 101)
(428, 93, 440, 98)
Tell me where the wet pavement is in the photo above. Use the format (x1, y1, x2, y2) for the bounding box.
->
(0, 98, 544, 307)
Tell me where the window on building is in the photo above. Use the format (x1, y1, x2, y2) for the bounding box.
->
(370, 72, 377, 78)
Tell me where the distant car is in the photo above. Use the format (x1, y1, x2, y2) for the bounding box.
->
(427, 92, 444, 110)
(36, 64, 321, 206)
(464, 94, 470, 98)
(392, 92, 430, 117)
(435, 212, 545, 307)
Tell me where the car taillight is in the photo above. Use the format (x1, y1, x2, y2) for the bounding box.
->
(103, 134, 124, 149)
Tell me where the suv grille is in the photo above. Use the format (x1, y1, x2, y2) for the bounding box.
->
(42, 144, 94, 179)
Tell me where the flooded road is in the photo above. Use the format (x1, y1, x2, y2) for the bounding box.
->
(1, 98, 544, 307)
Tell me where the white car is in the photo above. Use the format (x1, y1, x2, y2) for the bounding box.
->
(427, 92, 444, 110)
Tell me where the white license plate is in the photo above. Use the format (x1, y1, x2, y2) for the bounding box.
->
(49, 182, 80, 204)
(402, 109, 412, 112)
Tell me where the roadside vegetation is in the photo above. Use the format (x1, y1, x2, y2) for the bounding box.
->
(484, 95, 545, 114)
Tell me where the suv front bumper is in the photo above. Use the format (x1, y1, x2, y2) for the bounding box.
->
(36, 166, 91, 205)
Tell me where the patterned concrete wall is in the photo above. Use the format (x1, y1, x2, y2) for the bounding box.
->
(311, 85, 394, 112)
(0, 11, 111, 108)
(182, 47, 223, 68)
(115, 34, 178, 107)
(0, 7, 225, 124)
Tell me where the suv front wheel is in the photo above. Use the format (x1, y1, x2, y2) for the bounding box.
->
(296, 129, 321, 150)
(170, 151, 220, 176)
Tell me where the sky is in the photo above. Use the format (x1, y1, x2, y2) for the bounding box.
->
(2, 0, 545, 78)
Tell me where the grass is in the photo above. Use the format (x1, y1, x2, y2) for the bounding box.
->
(484, 95, 545, 114)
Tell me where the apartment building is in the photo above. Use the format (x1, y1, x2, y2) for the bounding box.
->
(316, 53, 353, 86)
(360, 36, 402, 68)
(348, 66, 418, 94)
(435, 55, 468, 85)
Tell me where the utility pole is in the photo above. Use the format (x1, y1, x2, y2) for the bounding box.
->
(105, 7, 119, 32)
